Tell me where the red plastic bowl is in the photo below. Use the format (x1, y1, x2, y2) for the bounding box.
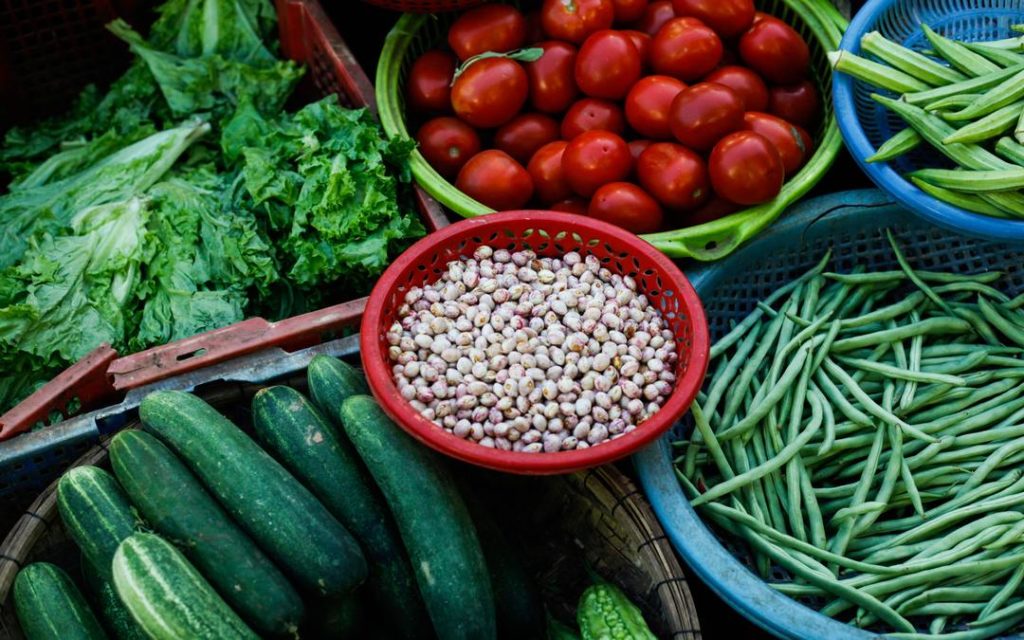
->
(361, 210, 709, 474)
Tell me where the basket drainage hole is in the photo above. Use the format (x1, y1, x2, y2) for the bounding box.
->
(705, 241, 718, 252)
(176, 348, 208, 362)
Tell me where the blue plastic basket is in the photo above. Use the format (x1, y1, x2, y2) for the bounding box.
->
(633, 188, 1024, 639)
(833, 0, 1024, 241)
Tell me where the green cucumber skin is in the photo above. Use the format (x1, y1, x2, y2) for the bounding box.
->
(81, 556, 147, 640)
(112, 533, 257, 640)
(14, 563, 109, 640)
(57, 466, 138, 583)
(138, 390, 367, 596)
(306, 356, 368, 425)
(109, 430, 304, 636)
(252, 386, 430, 638)
(340, 395, 496, 640)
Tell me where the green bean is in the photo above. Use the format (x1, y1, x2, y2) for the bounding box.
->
(908, 602, 992, 617)
(978, 296, 1024, 347)
(831, 317, 972, 353)
(719, 305, 789, 429)
(829, 424, 885, 559)
(955, 435, 1024, 498)
(835, 354, 967, 385)
(922, 24, 1002, 76)
(824, 269, 1003, 286)
(839, 292, 926, 329)
(887, 230, 957, 318)
(914, 382, 1024, 436)
(868, 128, 924, 163)
(894, 607, 1024, 638)
(899, 587, 1002, 616)
(750, 427, 790, 537)
(813, 368, 874, 428)
(908, 377, 1020, 423)
(784, 357, 814, 542)
(935, 281, 1012, 303)
(702, 320, 763, 418)
(929, 616, 948, 635)
(947, 302, 1003, 345)
(978, 563, 1024, 621)
(831, 501, 887, 523)
(968, 597, 1024, 629)
(687, 402, 734, 481)
(715, 344, 813, 442)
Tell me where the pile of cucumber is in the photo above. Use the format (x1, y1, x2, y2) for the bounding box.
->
(12, 355, 656, 640)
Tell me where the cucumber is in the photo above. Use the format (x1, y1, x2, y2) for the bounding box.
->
(57, 466, 138, 583)
(14, 563, 108, 640)
(138, 390, 367, 596)
(81, 557, 147, 640)
(252, 386, 429, 638)
(306, 355, 368, 425)
(339, 395, 496, 640)
(109, 429, 304, 636)
(112, 533, 258, 640)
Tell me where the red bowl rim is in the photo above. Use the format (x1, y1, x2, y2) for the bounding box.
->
(361, 210, 710, 474)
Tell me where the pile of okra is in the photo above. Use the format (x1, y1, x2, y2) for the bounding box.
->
(676, 231, 1024, 638)
(832, 24, 1024, 218)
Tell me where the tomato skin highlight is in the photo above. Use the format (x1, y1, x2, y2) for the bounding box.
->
(575, 30, 643, 100)
(540, 0, 615, 44)
(742, 111, 805, 176)
(768, 80, 820, 127)
(407, 50, 456, 114)
(709, 131, 784, 205)
(451, 57, 529, 129)
(416, 117, 482, 178)
(625, 75, 687, 140)
(494, 113, 561, 165)
(738, 18, 810, 84)
(562, 130, 633, 197)
(456, 150, 534, 210)
(527, 140, 574, 204)
(561, 98, 627, 138)
(525, 41, 580, 114)
(551, 197, 590, 214)
(668, 82, 744, 151)
(621, 30, 653, 68)
(671, 0, 754, 38)
(636, 142, 710, 210)
(650, 17, 723, 82)
(634, 1, 676, 36)
(448, 4, 527, 60)
(588, 182, 664, 233)
(612, 0, 650, 22)
(704, 65, 768, 112)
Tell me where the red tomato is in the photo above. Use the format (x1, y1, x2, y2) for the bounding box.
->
(528, 141, 574, 204)
(739, 19, 810, 85)
(709, 131, 784, 205)
(612, 0, 649, 22)
(452, 58, 529, 129)
(634, 1, 676, 36)
(448, 5, 527, 61)
(524, 10, 546, 43)
(525, 42, 579, 114)
(671, 0, 754, 38)
(742, 111, 805, 176)
(768, 80, 820, 127)
(562, 130, 632, 197)
(551, 197, 590, 214)
(625, 75, 687, 140)
(636, 142, 710, 210)
(628, 139, 653, 163)
(704, 65, 768, 111)
(495, 113, 561, 165)
(575, 30, 643, 100)
(416, 117, 482, 178)
(541, 0, 615, 44)
(651, 18, 723, 82)
(407, 50, 456, 113)
(622, 30, 653, 67)
(561, 98, 627, 138)
(680, 196, 741, 226)
(456, 150, 534, 209)
(588, 182, 664, 233)
(669, 82, 744, 151)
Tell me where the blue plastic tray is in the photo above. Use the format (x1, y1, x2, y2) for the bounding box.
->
(833, 0, 1024, 241)
(634, 188, 1024, 639)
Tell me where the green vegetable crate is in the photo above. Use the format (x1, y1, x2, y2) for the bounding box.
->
(0, 0, 450, 506)
(0, 335, 702, 639)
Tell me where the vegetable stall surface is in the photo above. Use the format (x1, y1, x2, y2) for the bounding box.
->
(677, 230, 1024, 637)
(386, 247, 678, 452)
(833, 26, 1024, 219)
(0, 0, 425, 416)
(405, 0, 819, 233)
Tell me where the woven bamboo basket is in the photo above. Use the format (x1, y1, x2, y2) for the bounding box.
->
(0, 379, 701, 639)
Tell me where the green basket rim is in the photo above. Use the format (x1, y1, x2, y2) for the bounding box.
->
(376, 0, 847, 261)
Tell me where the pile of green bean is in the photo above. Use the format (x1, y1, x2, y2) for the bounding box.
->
(675, 232, 1024, 638)
(831, 24, 1024, 218)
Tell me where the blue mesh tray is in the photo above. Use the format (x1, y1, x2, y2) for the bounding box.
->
(833, 0, 1024, 241)
(634, 188, 1024, 639)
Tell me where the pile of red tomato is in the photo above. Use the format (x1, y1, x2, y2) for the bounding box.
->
(407, 0, 820, 234)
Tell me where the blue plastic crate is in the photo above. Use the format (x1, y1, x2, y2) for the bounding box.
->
(634, 188, 1024, 639)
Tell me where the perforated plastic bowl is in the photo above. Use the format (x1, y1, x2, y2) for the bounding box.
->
(634, 188, 1024, 639)
(834, 0, 1024, 241)
(361, 210, 709, 475)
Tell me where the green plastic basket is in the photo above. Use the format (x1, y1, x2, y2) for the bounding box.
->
(376, 0, 846, 261)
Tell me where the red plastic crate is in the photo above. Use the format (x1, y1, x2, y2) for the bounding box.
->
(0, 0, 450, 441)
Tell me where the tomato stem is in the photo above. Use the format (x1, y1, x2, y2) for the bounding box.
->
(451, 47, 544, 85)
